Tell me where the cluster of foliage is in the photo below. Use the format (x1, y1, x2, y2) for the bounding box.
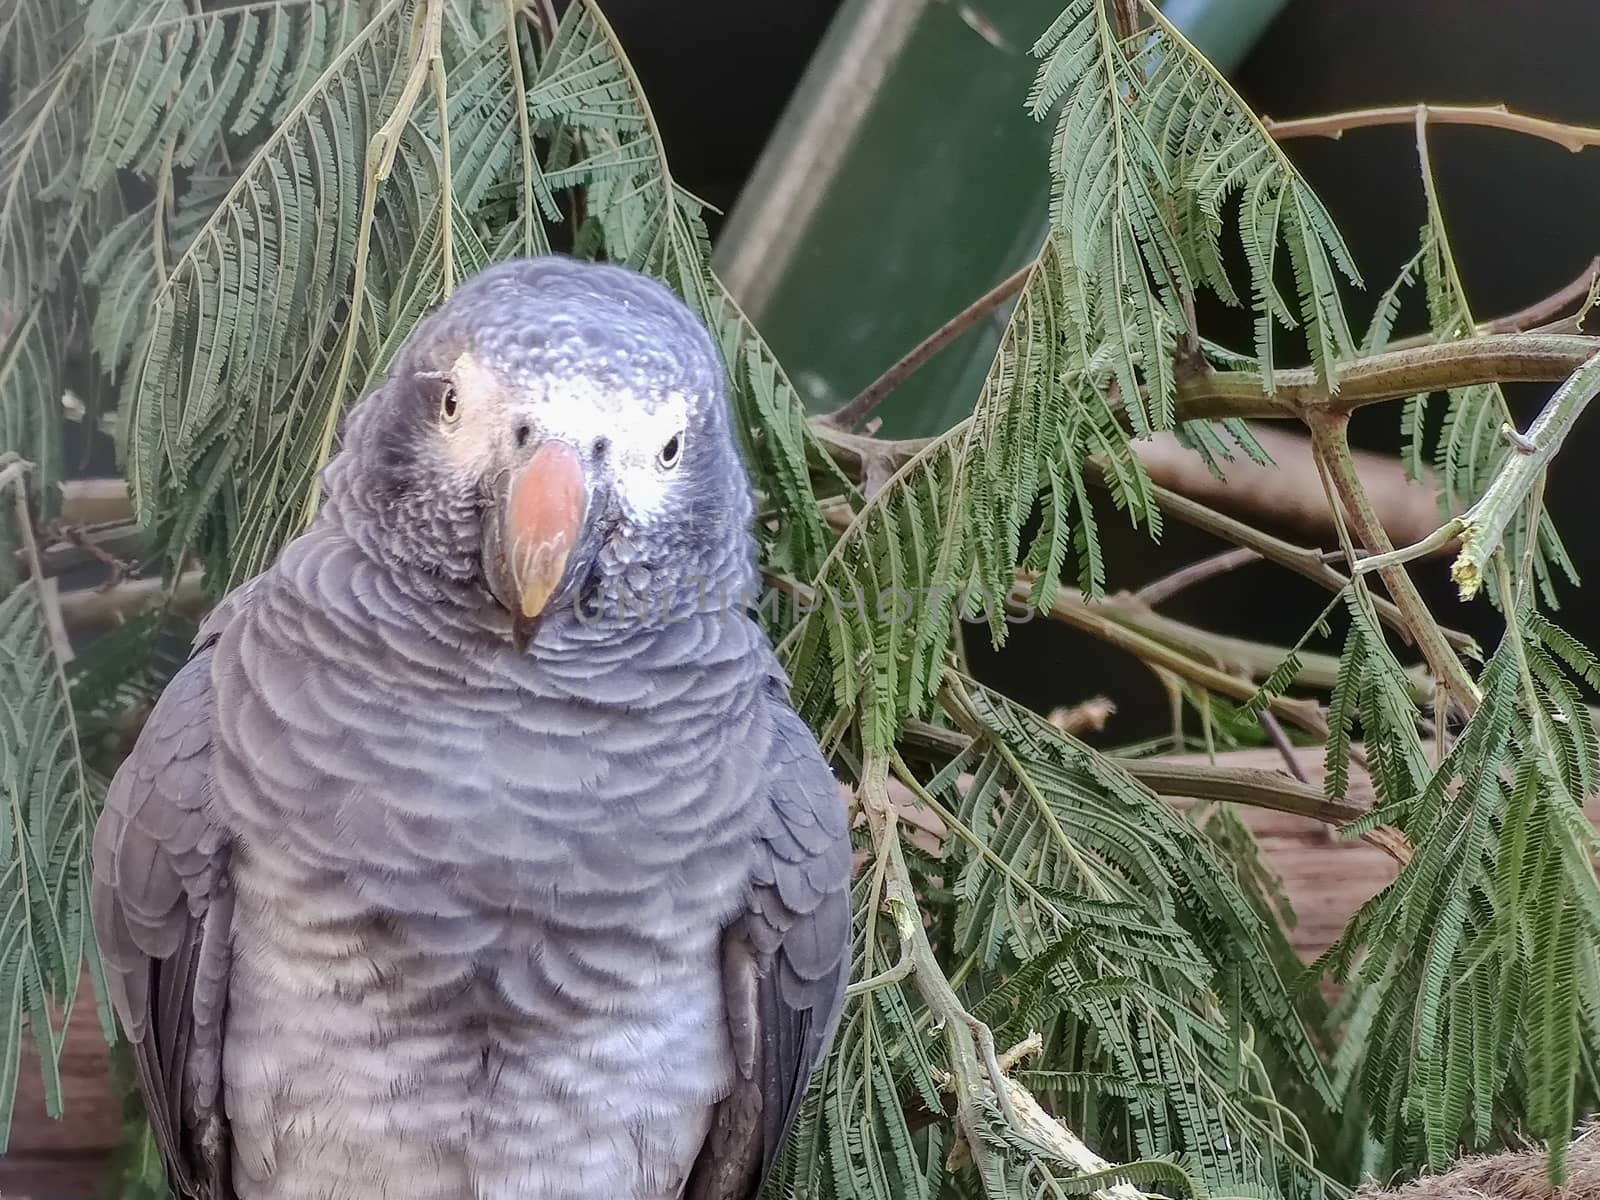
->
(5, 0, 1600, 1196)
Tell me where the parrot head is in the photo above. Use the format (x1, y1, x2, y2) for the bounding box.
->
(331, 257, 755, 643)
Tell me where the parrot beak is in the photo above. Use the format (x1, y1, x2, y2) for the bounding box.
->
(491, 441, 587, 625)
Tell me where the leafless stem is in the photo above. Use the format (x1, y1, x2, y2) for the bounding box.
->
(898, 718, 1410, 862)
(823, 264, 1030, 431)
(1386, 256, 1600, 351)
(1032, 580, 1332, 742)
(1135, 548, 1261, 606)
(1306, 411, 1481, 712)
(1140, 479, 1478, 656)
(1486, 256, 1600, 333)
(1257, 711, 1309, 784)
(1264, 103, 1600, 154)
(845, 944, 914, 998)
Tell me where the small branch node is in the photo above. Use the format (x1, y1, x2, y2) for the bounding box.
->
(1501, 422, 1539, 453)
(997, 1032, 1045, 1073)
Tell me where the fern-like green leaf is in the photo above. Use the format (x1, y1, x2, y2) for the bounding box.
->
(0, 472, 101, 1149)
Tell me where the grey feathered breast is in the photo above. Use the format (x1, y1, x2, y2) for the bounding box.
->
(91, 258, 853, 1200)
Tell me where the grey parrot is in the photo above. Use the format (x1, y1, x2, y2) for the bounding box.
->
(90, 257, 853, 1200)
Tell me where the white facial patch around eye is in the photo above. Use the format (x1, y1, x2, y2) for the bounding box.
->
(436, 351, 510, 473)
(539, 379, 690, 523)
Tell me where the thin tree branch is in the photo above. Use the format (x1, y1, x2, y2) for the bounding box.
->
(1140, 479, 1479, 656)
(1137, 425, 1445, 548)
(775, 543, 1369, 718)
(1134, 548, 1260, 607)
(1031, 580, 1333, 742)
(1353, 519, 1466, 575)
(816, 419, 1450, 565)
(1452, 347, 1600, 597)
(867, 749, 1150, 1197)
(997, 1032, 1044, 1074)
(823, 263, 1030, 431)
(815, 331, 1599, 428)
(1484, 255, 1600, 334)
(1384, 256, 1600, 353)
(1122, 760, 1386, 845)
(55, 569, 206, 632)
(1174, 332, 1599, 421)
(858, 757, 1012, 1181)
(1095, 591, 1433, 702)
(1306, 410, 1481, 712)
(810, 422, 1478, 658)
(21, 520, 141, 578)
(898, 719, 1411, 861)
(1263, 103, 1600, 154)
(1257, 710, 1309, 784)
(845, 947, 915, 998)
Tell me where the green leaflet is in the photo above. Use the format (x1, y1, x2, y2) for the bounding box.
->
(891, 682, 1344, 1199)
(1030, 0, 1357, 420)
(0, 477, 102, 1149)
(1326, 603, 1600, 1176)
(1407, 133, 1579, 607)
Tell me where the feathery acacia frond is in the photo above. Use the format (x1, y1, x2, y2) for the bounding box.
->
(1323, 598, 1600, 1178)
(1, 0, 79, 106)
(1294, 126, 1600, 1176)
(783, 0, 1361, 751)
(0, 466, 101, 1148)
(1297, 133, 1600, 1176)
(125, 0, 416, 580)
(852, 681, 1345, 1200)
(1408, 132, 1577, 606)
(1030, 0, 1359, 421)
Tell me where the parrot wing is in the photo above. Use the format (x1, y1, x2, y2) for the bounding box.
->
(92, 623, 236, 1199)
(687, 692, 853, 1200)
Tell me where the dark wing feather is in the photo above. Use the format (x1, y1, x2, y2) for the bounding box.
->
(91, 635, 233, 1199)
(688, 696, 853, 1200)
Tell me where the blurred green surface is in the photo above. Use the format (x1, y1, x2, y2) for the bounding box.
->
(721, 0, 1286, 438)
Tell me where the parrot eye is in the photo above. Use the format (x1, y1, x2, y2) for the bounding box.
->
(439, 384, 460, 423)
(658, 431, 683, 470)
